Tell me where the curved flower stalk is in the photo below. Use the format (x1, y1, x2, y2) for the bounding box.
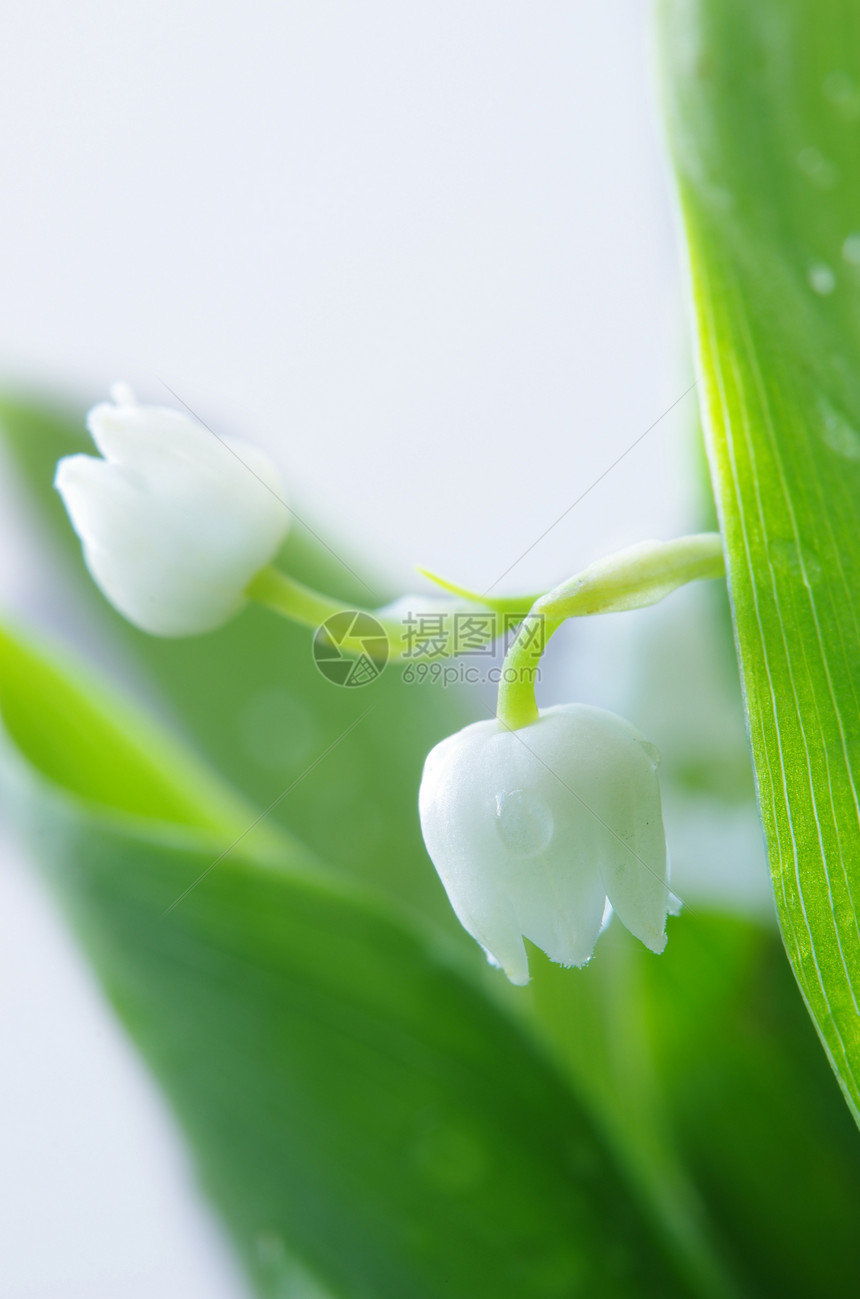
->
(418, 535, 723, 982)
(56, 385, 290, 636)
(248, 571, 534, 661)
(419, 703, 673, 984)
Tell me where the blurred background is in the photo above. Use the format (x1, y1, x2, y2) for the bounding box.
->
(0, 3, 768, 1295)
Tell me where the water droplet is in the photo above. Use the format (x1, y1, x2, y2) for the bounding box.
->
(770, 538, 824, 588)
(823, 70, 860, 119)
(818, 396, 860, 461)
(808, 262, 836, 295)
(843, 232, 860, 265)
(794, 936, 813, 965)
(833, 903, 858, 934)
(495, 788, 554, 857)
(797, 146, 837, 189)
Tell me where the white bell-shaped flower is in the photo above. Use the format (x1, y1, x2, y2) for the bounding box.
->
(55, 384, 290, 636)
(418, 702, 674, 985)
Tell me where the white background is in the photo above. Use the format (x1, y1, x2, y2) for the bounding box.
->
(0, 3, 698, 1295)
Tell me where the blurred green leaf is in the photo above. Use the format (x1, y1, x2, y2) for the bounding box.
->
(0, 623, 259, 837)
(0, 392, 469, 922)
(643, 914, 860, 1298)
(660, 0, 860, 1118)
(529, 910, 860, 1299)
(0, 623, 693, 1299)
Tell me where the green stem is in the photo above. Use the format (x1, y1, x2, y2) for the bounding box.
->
(416, 567, 542, 618)
(537, 533, 724, 619)
(496, 612, 564, 731)
(246, 566, 529, 662)
(249, 534, 724, 680)
(246, 567, 351, 631)
(496, 533, 725, 729)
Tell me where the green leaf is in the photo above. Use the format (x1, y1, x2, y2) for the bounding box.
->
(659, 0, 860, 1119)
(529, 910, 860, 1299)
(0, 623, 256, 837)
(0, 393, 470, 923)
(0, 623, 692, 1299)
(642, 914, 860, 1297)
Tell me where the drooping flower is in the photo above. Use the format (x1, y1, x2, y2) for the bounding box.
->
(418, 702, 675, 984)
(55, 384, 289, 636)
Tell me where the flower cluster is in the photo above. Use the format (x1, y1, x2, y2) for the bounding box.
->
(57, 384, 687, 984)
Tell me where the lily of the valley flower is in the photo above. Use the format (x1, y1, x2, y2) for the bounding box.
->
(418, 702, 674, 985)
(55, 384, 290, 636)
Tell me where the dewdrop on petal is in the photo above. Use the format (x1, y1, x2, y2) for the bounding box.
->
(418, 702, 675, 985)
(55, 384, 290, 636)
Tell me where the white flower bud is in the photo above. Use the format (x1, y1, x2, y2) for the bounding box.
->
(55, 385, 290, 636)
(418, 703, 674, 985)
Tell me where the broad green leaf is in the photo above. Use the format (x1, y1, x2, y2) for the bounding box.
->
(529, 911, 860, 1299)
(642, 914, 860, 1297)
(660, 0, 860, 1118)
(0, 623, 260, 838)
(0, 624, 692, 1299)
(0, 394, 470, 923)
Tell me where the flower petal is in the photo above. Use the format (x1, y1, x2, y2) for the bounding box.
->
(56, 390, 291, 637)
(418, 702, 672, 984)
(419, 722, 531, 984)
